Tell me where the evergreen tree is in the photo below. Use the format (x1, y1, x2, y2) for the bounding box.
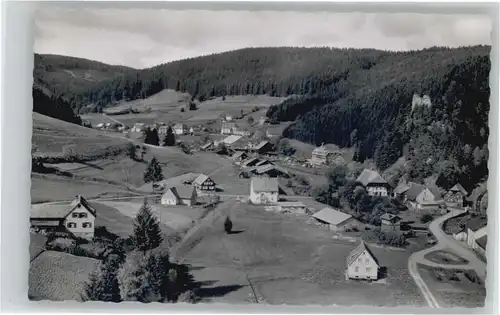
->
(126, 142, 137, 160)
(132, 199, 163, 253)
(143, 157, 164, 190)
(163, 127, 176, 146)
(82, 262, 121, 302)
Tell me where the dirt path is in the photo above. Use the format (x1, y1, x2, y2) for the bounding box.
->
(408, 207, 487, 308)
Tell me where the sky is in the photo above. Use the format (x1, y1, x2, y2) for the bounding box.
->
(34, 8, 493, 69)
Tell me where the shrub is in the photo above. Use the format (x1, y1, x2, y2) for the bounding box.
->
(47, 237, 76, 251)
(362, 228, 406, 247)
(420, 213, 434, 224)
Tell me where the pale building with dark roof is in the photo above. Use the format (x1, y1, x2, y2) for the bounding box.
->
(312, 207, 364, 232)
(346, 241, 380, 280)
(250, 177, 279, 204)
(356, 169, 390, 197)
(161, 185, 197, 206)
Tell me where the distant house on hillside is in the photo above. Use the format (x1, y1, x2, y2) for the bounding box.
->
(346, 241, 380, 281)
(193, 174, 216, 192)
(242, 157, 260, 168)
(132, 123, 145, 133)
(30, 195, 96, 239)
(161, 185, 197, 206)
(158, 125, 169, 134)
(356, 169, 390, 197)
(444, 183, 468, 208)
(250, 177, 279, 204)
(250, 164, 290, 178)
(259, 117, 269, 126)
(312, 207, 364, 232)
(255, 159, 274, 167)
(311, 145, 334, 166)
(253, 141, 274, 154)
(174, 123, 189, 135)
(230, 151, 248, 162)
(380, 213, 402, 232)
(412, 187, 445, 211)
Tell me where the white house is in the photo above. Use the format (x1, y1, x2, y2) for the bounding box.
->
(161, 185, 197, 206)
(132, 123, 145, 133)
(193, 174, 216, 192)
(174, 123, 189, 135)
(356, 169, 390, 197)
(30, 196, 96, 239)
(346, 241, 380, 281)
(312, 207, 364, 232)
(250, 177, 279, 205)
(311, 145, 334, 166)
(414, 187, 445, 211)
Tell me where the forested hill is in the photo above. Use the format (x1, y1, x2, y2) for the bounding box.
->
(32, 85, 82, 125)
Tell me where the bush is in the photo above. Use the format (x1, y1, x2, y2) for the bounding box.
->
(362, 228, 406, 247)
(47, 237, 76, 251)
(420, 213, 434, 224)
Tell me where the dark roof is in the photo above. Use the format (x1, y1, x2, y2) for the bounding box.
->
(476, 235, 487, 250)
(466, 217, 487, 232)
(255, 141, 271, 150)
(356, 169, 387, 186)
(346, 241, 379, 267)
(380, 213, 401, 223)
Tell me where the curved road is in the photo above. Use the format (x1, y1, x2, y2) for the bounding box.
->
(408, 207, 487, 308)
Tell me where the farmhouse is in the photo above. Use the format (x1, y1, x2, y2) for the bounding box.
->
(193, 174, 216, 192)
(411, 187, 445, 211)
(158, 125, 169, 134)
(255, 159, 274, 167)
(174, 123, 189, 135)
(253, 141, 274, 154)
(265, 201, 308, 214)
(30, 195, 96, 239)
(250, 177, 279, 205)
(250, 164, 290, 178)
(230, 151, 248, 161)
(132, 123, 145, 132)
(356, 169, 390, 197)
(311, 145, 334, 166)
(312, 207, 364, 232)
(161, 185, 197, 206)
(444, 183, 468, 207)
(221, 135, 244, 147)
(380, 213, 402, 232)
(346, 241, 380, 281)
(242, 157, 260, 168)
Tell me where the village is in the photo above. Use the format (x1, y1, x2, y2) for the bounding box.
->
(29, 103, 487, 307)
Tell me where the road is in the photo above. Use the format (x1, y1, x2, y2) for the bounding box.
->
(408, 207, 487, 308)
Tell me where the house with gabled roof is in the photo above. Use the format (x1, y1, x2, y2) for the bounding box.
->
(444, 183, 468, 208)
(193, 174, 216, 192)
(356, 169, 391, 197)
(161, 185, 197, 206)
(253, 141, 274, 154)
(380, 213, 402, 232)
(200, 142, 213, 151)
(250, 177, 279, 204)
(312, 207, 364, 232)
(255, 159, 274, 167)
(30, 196, 96, 239)
(250, 164, 290, 178)
(346, 241, 380, 280)
(413, 187, 445, 211)
(242, 157, 260, 168)
(230, 151, 248, 162)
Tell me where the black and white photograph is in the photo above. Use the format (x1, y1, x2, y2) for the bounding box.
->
(28, 4, 492, 309)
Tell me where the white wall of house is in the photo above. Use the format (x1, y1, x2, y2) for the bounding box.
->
(63, 206, 95, 239)
(346, 251, 379, 280)
(180, 197, 194, 206)
(381, 221, 401, 232)
(467, 226, 487, 249)
(367, 186, 388, 197)
(250, 190, 278, 204)
(161, 190, 179, 206)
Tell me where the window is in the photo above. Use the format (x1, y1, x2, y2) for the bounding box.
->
(67, 222, 76, 228)
(365, 258, 370, 264)
(72, 213, 79, 218)
(79, 213, 88, 218)
(355, 267, 359, 272)
(358, 258, 362, 263)
(366, 267, 372, 272)
(82, 222, 92, 228)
